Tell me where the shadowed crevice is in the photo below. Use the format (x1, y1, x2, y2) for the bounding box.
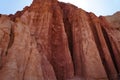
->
(6, 26, 14, 55)
(88, 15, 111, 79)
(61, 7, 75, 77)
(63, 17, 73, 61)
(101, 27, 119, 74)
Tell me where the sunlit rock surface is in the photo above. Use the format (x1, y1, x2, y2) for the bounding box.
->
(0, 0, 120, 80)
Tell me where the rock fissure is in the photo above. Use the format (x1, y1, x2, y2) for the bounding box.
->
(101, 27, 119, 74)
(88, 16, 109, 78)
(62, 11, 75, 74)
(5, 25, 14, 56)
(7, 26, 14, 49)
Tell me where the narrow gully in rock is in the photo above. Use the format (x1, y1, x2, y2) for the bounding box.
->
(48, 7, 75, 80)
(6, 25, 14, 55)
(110, 36, 120, 73)
(88, 16, 110, 79)
(63, 18, 73, 62)
(101, 27, 119, 75)
(63, 16, 75, 72)
(61, 8, 78, 77)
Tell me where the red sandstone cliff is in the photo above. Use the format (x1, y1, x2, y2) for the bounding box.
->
(0, 0, 120, 80)
(105, 11, 120, 30)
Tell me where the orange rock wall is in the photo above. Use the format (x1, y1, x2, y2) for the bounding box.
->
(0, 0, 120, 80)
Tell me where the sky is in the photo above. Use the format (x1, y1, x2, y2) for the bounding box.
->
(0, 0, 120, 16)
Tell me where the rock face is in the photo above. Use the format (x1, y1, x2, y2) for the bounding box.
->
(105, 11, 120, 29)
(0, 0, 120, 80)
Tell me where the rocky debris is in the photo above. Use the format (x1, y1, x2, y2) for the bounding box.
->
(0, 0, 120, 80)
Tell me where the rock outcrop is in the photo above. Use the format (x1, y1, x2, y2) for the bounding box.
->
(105, 11, 120, 30)
(0, 0, 120, 80)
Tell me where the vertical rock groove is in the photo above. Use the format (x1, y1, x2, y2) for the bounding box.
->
(63, 14, 73, 61)
(100, 16, 120, 79)
(88, 13, 118, 79)
(61, 7, 74, 75)
(48, 2, 74, 80)
(88, 16, 110, 79)
(101, 27, 119, 74)
(7, 26, 14, 49)
(6, 24, 14, 56)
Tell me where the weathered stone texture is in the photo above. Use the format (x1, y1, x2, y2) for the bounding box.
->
(0, 0, 119, 80)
